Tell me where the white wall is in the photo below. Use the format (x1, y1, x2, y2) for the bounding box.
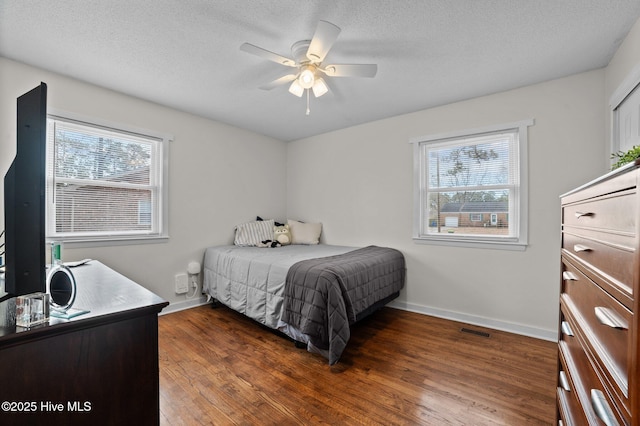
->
(287, 69, 606, 340)
(0, 58, 287, 310)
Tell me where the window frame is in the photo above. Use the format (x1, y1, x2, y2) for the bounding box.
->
(46, 110, 171, 247)
(411, 119, 533, 251)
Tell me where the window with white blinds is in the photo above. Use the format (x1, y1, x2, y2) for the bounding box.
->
(412, 120, 532, 250)
(46, 115, 169, 243)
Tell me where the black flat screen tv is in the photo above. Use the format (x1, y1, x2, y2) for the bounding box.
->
(3, 82, 47, 297)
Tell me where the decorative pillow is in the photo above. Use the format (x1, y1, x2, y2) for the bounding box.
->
(287, 219, 322, 245)
(273, 224, 292, 246)
(234, 219, 274, 246)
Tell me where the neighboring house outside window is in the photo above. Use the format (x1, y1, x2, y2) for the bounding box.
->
(442, 202, 508, 229)
(411, 119, 533, 250)
(46, 114, 170, 245)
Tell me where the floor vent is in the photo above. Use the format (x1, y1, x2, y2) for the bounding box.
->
(460, 327, 491, 338)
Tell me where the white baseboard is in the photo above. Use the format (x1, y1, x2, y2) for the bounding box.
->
(160, 295, 210, 316)
(160, 296, 558, 342)
(387, 300, 557, 342)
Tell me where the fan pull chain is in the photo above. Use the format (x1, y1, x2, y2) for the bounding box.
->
(306, 89, 310, 115)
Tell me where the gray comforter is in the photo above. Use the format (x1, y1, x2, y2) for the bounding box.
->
(281, 246, 406, 365)
(202, 245, 356, 330)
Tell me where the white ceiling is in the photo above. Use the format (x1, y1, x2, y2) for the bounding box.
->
(1, 1, 640, 141)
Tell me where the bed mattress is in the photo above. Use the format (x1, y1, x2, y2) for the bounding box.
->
(203, 244, 356, 330)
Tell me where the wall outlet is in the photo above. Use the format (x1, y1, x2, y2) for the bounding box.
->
(175, 273, 188, 294)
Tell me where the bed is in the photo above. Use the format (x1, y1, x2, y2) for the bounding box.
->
(203, 244, 405, 364)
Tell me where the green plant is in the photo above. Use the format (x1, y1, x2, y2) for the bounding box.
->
(611, 145, 640, 170)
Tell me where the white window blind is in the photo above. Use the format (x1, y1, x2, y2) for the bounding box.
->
(412, 120, 532, 250)
(46, 115, 167, 243)
(423, 131, 518, 237)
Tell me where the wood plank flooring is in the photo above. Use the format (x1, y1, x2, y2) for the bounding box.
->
(158, 305, 557, 425)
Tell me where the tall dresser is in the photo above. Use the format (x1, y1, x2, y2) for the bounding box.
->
(558, 160, 640, 425)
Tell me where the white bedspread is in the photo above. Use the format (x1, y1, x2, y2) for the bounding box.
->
(202, 244, 356, 331)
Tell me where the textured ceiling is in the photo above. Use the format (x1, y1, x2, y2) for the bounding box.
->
(1, 1, 640, 141)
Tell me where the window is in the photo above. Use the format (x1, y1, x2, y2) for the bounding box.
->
(46, 114, 170, 244)
(411, 120, 533, 250)
(469, 213, 482, 222)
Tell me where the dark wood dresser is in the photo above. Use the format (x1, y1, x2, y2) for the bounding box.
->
(0, 261, 168, 426)
(558, 160, 640, 425)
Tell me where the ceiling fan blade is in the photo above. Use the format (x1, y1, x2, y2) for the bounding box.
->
(259, 74, 298, 90)
(240, 43, 297, 67)
(321, 64, 378, 78)
(306, 21, 341, 63)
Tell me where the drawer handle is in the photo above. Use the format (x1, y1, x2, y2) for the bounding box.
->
(591, 389, 620, 426)
(562, 271, 578, 281)
(561, 321, 574, 337)
(594, 307, 628, 330)
(559, 370, 570, 391)
(575, 211, 594, 219)
(573, 244, 592, 253)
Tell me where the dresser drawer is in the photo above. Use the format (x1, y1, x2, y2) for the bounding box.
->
(562, 189, 637, 234)
(561, 260, 631, 412)
(557, 314, 590, 426)
(562, 232, 634, 304)
(557, 382, 588, 425)
(559, 318, 629, 426)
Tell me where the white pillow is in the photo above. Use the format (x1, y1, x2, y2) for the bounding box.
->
(288, 219, 322, 245)
(234, 219, 274, 246)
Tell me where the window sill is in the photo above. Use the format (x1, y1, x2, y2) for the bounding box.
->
(53, 235, 169, 249)
(413, 236, 527, 251)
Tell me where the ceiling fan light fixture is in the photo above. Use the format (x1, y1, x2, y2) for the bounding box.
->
(312, 78, 328, 97)
(240, 20, 378, 111)
(298, 66, 315, 89)
(288, 79, 304, 97)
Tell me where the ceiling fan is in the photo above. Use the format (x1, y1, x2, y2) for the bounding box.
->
(240, 20, 377, 114)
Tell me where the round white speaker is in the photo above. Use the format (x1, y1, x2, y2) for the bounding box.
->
(46, 264, 76, 312)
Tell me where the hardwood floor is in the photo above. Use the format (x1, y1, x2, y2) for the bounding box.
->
(158, 305, 557, 425)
